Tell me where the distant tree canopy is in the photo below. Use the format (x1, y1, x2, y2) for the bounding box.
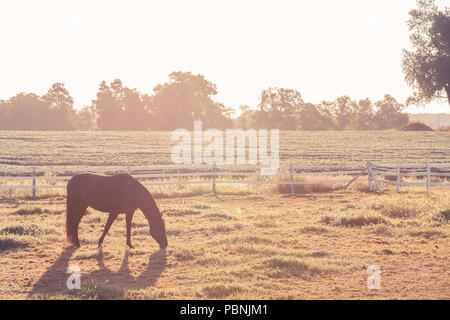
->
(92, 79, 151, 130)
(402, 0, 450, 107)
(0, 83, 92, 130)
(237, 90, 408, 130)
(41, 83, 76, 130)
(89, 72, 233, 130)
(151, 72, 233, 130)
(0, 72, 409, 131)
(257, 88, 304, 129)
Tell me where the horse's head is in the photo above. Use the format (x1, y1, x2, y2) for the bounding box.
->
(140, 191, 168, 249)
(149, 217, 168, 249)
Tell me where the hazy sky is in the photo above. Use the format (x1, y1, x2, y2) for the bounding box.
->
(0, 0, 449, 114)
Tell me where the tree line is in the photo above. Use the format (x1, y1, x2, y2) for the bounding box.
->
(0, 0, 450, 130)
(1, 0, 447, 131)
(237, 89, 408, 130)
(0, 72, 409, 131)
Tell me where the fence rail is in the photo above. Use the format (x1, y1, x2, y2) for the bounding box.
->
(1, 162, 449, 199)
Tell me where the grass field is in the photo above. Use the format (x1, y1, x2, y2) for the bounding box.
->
(0, 131, 449, 300)
(0, 182, 449, 299)
(1, 131, 450, 170)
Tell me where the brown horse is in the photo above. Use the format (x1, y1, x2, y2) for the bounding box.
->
(66, 173, 167, 249)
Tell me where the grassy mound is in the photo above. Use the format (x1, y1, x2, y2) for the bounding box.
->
(400, 122, 433, 131)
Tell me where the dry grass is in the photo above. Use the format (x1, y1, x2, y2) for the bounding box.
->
(198, 284, 247, 298)
(1, 131, 449, 299)
(0, 236, 29, 252)
(12, 207, 49, 216)
(277, 176, 347, 194)
(0, 183, 448, 300)
(320, 211, 388, 227)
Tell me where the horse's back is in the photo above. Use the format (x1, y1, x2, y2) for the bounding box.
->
(68, 173, 134, 188)
(67, 173, 140, 213)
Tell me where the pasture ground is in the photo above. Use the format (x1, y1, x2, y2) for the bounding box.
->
(0, 185, 448, 299)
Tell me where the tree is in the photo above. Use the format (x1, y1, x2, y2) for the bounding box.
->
(315, 103, 336, 130)
(92, 80, 126, 130)
(234, 105, 257, 129)
(374, 94, 409, 129)
(258, 87, 304, 129)
(0, 84, 79, 130)
(353, 98, 376, 130)
(74, 106, 97, 130)
(0, 100, 8, 128)
(329, 96, 357, 130)
(121, 87, 152, 130)
(91, 79, 151, 130)
(151, 72, 230, 130)
(41, 83, 76, 130)
(0, 93, 50, 130)
(402, 0, 450, 107)
(298, 103, 334, 130)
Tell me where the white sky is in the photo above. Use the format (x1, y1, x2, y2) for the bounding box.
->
(0, 0, 449, 114)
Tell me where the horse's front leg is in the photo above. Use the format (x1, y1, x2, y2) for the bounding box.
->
(98, 212, 119, 247)
(126, 211, 135, 249)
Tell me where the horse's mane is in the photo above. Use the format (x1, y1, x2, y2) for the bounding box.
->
(134, 177, 162, 218)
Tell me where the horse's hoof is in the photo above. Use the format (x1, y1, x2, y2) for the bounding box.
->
(127, 244, 134, 249)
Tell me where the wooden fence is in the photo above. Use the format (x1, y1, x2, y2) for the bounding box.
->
(369, 162, 450, 197)
(0, 162, 449, 199)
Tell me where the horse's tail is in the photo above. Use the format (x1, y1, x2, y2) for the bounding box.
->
(66, 180, 79, 246)
(66, 193, 75, 245)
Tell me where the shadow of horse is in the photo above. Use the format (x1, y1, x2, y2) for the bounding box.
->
(29, 247, 166, 298)
(85, 248, 167, 290)
(29, 246, 76, 297)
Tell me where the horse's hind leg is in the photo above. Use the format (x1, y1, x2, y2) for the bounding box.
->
(72, 205, 87, 247)
(125, 211, 135, 249)
(98, 212, 118, 247)
(66, 199, 86, 248)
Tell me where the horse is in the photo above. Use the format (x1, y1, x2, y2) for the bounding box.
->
(65, 173, 168, 250)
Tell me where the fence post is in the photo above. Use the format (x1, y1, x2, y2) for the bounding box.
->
(367, 161, 382, 193)
(212, 163, 216, 195)
(397, 165, 400, 194)
(289, 164, 294, 194)
(367, 162, 373, 192)
(427, 162, 431, 197)
(32, 168, 36, 200)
